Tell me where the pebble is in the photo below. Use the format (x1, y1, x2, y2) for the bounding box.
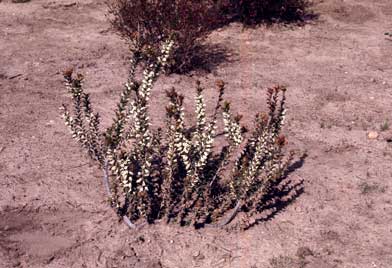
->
(367, 131, 379, 140)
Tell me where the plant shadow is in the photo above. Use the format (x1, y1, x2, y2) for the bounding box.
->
(243, 152, 308, 230)
(172, 43, 236, 75)
(177, 1, 319, 74)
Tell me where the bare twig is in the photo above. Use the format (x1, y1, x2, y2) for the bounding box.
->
(102, 158, 112, 198)
(217, 201, 242, 227)
(206, 201, 242, 228)
(123, 216, 148, 230)
(9, 74, 22, 80)
(123, 215, 137, 229)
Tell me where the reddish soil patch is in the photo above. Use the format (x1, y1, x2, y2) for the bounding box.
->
(1, 0, 392, 267)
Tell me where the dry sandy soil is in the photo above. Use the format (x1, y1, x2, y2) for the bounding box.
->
(1, 0, 392, 267)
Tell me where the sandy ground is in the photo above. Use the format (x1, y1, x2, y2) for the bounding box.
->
(1, 0, 392, 267)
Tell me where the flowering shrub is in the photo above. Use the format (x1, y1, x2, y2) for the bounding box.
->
(61, 40, 300, 228)
(107, 0, 222, 74)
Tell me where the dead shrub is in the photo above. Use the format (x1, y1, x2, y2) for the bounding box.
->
(218, 0, 310, 25)
(107, 0, 223, 74)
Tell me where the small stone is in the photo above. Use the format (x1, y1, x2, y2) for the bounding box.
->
(367, 131, 379, 140)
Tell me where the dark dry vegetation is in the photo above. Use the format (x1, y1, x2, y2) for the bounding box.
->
(107, 0, 222, 74)
(218, 0, 309, 24)
(108, 0, 310, 73)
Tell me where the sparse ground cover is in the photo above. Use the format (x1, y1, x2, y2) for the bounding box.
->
(0, 0, 392, 267)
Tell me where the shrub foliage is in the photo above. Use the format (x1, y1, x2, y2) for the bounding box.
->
(220, 0, 309, 24)
(61, 40, 298, 228)
(107, 0, 221, 74)
(107, 0, 310, 73)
